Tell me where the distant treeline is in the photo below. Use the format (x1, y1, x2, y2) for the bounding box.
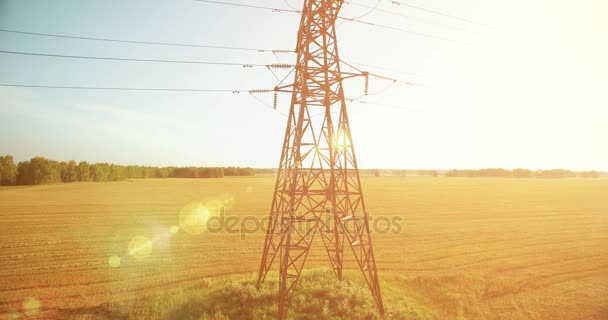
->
(0, 155, 255, 186)
(445, 168, 600, 178)
(360, 168, 602, 178)
(362, 169, 440, 177)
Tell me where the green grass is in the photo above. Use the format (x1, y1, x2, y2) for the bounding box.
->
(105, 269, 428, 320)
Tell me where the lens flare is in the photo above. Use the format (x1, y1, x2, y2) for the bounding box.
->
(179, 202, 211, 235)
(222, 195, 235, 207)
(108, 255, 121, 268)
(128, 236, 153, 260)
(333, 131, 350, 150)
(22, 297, 40, 316)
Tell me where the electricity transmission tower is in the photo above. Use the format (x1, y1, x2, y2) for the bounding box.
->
(256, 0, 384, 318)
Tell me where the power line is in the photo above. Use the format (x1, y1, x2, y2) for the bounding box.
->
(0, 83, 409, 113)
(0, 30, 417, 84)
(0, 83, 248, 92)
(341, 58, 417, 78)
(0, 28, 294, 53)
(282, 0, 299, 11)
(0, 83, 289, 115)
(387, 0, 489, 28)
(0, 25, 415, 80)
(370, 73, 413, 86)
(338, 16, 455, 42)
(194, 0, 300, 13)
(249, 92, 288, 117)
(0, 50, 295, 68)
(194, 0, 456, 41)
(1, 27, 415, 84)
(344, 1, 468, 31)
(336, 0, 381, 30)
(347, 1, 411, 19)
(0, 50, 412, 91)
(345, 0, 382, 21)
(349, 98, 413, 111)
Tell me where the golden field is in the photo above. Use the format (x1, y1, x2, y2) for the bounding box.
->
(0, 176, 607, 319)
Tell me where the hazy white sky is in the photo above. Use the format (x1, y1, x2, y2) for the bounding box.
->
(0, 0, 606, 170)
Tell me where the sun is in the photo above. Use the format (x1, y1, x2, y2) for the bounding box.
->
(333, 131, 350, 150)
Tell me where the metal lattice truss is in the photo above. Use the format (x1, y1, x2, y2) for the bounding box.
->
(256, 1, 384, 318)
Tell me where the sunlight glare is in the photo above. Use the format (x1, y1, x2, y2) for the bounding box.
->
(333, 131, 350, 150)
(179, 202, 211, 235)
(6, 311, 20, 320)
(128, 236, 153, 260)
(22, 297, 40, 316)
(108, 255, 122, 268)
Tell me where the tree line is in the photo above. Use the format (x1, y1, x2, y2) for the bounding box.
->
(0, 155, 255, 186)
(445, 168, 600, 179)
(355, 168, 601, 178)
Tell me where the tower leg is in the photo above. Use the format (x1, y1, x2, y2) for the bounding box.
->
(318, 207, 344, 279)
(334, 106, 385, 314)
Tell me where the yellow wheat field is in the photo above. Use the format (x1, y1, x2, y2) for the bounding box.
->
(0, 176, 607, 319)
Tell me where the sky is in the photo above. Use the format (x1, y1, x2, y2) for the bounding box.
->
(0, 0, 606, 170)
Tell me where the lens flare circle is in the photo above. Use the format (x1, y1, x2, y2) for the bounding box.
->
(22, 297, 41, 316)
(128, 236, 153, 260)
(108, 255, 122, 268)
(179, 202, 211, 235)
(6, 311, 20, 320)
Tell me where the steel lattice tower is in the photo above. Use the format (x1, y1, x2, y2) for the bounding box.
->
(256, 0, 384, 318)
